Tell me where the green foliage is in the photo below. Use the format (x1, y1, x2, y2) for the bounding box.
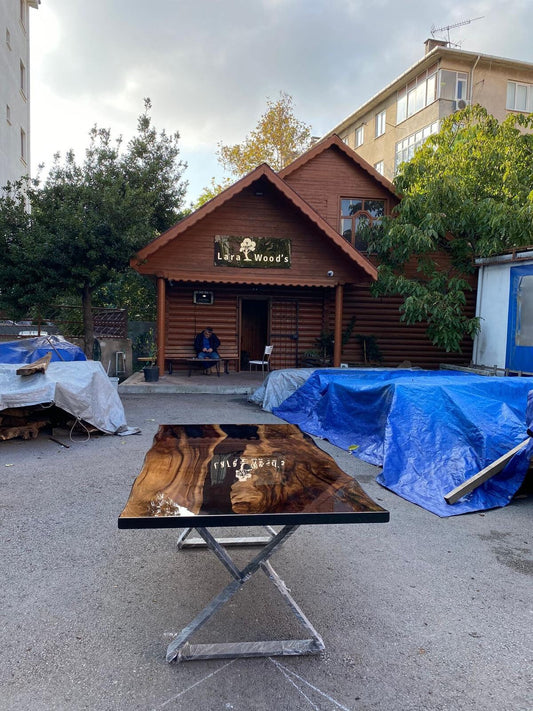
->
(356, 334, 382, 364)
(134, 328, 157, 365)
(192, 176, 234, 210)
(94, 271, 156, 321)
(0, 99, 187, 354)
(303, 317, 356, 365)
(367, 105, 533, 352)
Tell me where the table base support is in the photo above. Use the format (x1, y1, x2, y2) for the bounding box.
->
(177, 526, 277, 549)
(178, 638, 321, 662)
(166, 525, 325, 663)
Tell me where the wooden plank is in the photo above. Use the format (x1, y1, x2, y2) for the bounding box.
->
(16, 352, 52, 376)
(444, 438, 530, 505)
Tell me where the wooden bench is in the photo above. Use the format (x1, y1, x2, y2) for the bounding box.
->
(164, 347, 239, 375)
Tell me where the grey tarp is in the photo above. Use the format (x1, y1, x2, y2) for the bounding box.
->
(249, 368, 319, 411)
(0, 360, 130, 435)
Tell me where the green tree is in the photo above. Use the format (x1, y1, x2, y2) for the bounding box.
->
(367, 105, 533, 352)
(0, 100, 187, 355)
(194, 92, 312, 208)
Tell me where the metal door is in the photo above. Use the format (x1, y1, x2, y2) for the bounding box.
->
(270, 300, 299, 369)
(506, 265, 533, 372)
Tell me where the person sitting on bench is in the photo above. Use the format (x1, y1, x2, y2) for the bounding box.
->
(194, 327, 220, 372)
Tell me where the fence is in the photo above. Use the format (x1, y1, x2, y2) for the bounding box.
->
(0, 307, 128, 340)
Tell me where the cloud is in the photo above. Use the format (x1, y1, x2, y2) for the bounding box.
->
(30, 0, 533, 202)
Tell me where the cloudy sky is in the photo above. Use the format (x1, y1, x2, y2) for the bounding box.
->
(30, 0, 533, 204)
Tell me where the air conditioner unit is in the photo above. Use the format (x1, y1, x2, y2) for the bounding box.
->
(193, 290, 214, 305)
(452, 99, 469, 111)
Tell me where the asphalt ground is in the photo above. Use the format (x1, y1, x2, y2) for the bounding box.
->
(1, 392, 532, 711)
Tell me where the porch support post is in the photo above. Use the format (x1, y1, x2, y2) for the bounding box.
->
(157, 277, 166, 375)
(333, 284, 343, 368)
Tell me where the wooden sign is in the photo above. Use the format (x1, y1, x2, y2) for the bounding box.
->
(214, 236, 291, 268)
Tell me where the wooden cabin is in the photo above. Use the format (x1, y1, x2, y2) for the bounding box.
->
(131, 135, 474, 373)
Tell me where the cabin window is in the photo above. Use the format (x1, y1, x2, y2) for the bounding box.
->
(340, 198, 385, 251)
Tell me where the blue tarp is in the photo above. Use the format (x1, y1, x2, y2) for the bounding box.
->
(273, 369, 533, 516)
(0, 336, 86, 364)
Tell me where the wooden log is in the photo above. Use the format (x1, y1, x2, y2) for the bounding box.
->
(444, 438, 530, 505)
(0, 420, 49, 440)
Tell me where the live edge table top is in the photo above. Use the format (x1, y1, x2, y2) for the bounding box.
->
(118, 424, 389, 529)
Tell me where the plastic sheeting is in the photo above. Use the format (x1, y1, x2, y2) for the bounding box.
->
(249, 368, 318, 411)
(272, 369, 533, 516)
(0, 336, 86, 363)
(0, 360, 131, 435)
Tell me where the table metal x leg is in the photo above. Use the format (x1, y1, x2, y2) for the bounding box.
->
(166, 524, 325, 663)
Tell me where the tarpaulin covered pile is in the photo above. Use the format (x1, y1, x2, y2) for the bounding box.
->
(0, 336, 86, 363)
(249, 368, 318, 411)
(272, 369, 533, 516)
(0, 360, 132, 435)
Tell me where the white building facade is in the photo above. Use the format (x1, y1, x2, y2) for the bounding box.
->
(327, 40, 533, 182)
(0, 0, 39, 191)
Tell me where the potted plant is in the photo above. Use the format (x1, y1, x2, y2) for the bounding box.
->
(142, 331, 159, 382)
(301, 318, 356, 367)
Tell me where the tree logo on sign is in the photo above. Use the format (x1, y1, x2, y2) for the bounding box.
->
(239, 238, 256, 262)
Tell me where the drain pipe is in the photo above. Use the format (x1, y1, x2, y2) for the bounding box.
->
(470, 55, 481, 104)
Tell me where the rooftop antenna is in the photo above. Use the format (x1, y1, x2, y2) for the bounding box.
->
(430, 16, 484, 47)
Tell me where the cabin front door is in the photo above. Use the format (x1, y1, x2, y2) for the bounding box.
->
(240, 299, 269, 368)
(506, 265, 533, 373)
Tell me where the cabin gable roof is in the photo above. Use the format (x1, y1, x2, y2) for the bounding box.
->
(279, 134, 399, 198)
(132, 163, 378, 281)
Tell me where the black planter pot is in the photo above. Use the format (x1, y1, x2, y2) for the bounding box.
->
(143, 365, 159, 382)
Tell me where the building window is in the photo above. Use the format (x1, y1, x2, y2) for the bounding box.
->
(20, 60, 26, 96)
(507, 81, 533, 112)
(6, 105, 11, 124)
(6, 28, 11, 49)
(397, 65, 438, 123)
(395, 121, 439, 173)
(375, 110, 386, 137)
(374, 160, 384, 176)
(20, 128, 27, 162)
(355, 125, 364, 147)
(340, 198, 386, 251)
(438, 69, 469, 107)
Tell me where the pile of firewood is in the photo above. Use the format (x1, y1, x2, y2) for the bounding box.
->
(0, 406, 54, 441)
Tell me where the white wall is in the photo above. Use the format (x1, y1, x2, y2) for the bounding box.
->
(0, 0, 35, 191)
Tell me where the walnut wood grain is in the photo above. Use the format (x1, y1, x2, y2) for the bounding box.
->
(119, 424, 387, 522)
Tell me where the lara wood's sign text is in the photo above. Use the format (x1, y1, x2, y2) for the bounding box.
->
(214, 236, 291, 268)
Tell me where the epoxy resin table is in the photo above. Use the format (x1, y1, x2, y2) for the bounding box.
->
(118, 424, 389, 662)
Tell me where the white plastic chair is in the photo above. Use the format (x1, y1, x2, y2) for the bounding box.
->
(249, 345, 273, 374)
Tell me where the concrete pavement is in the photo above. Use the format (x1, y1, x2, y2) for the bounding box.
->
(1, 392, 531, 711)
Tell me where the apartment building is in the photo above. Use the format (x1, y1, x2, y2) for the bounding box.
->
(327, 39, 533, 181)
(0, 0, 39, 191)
